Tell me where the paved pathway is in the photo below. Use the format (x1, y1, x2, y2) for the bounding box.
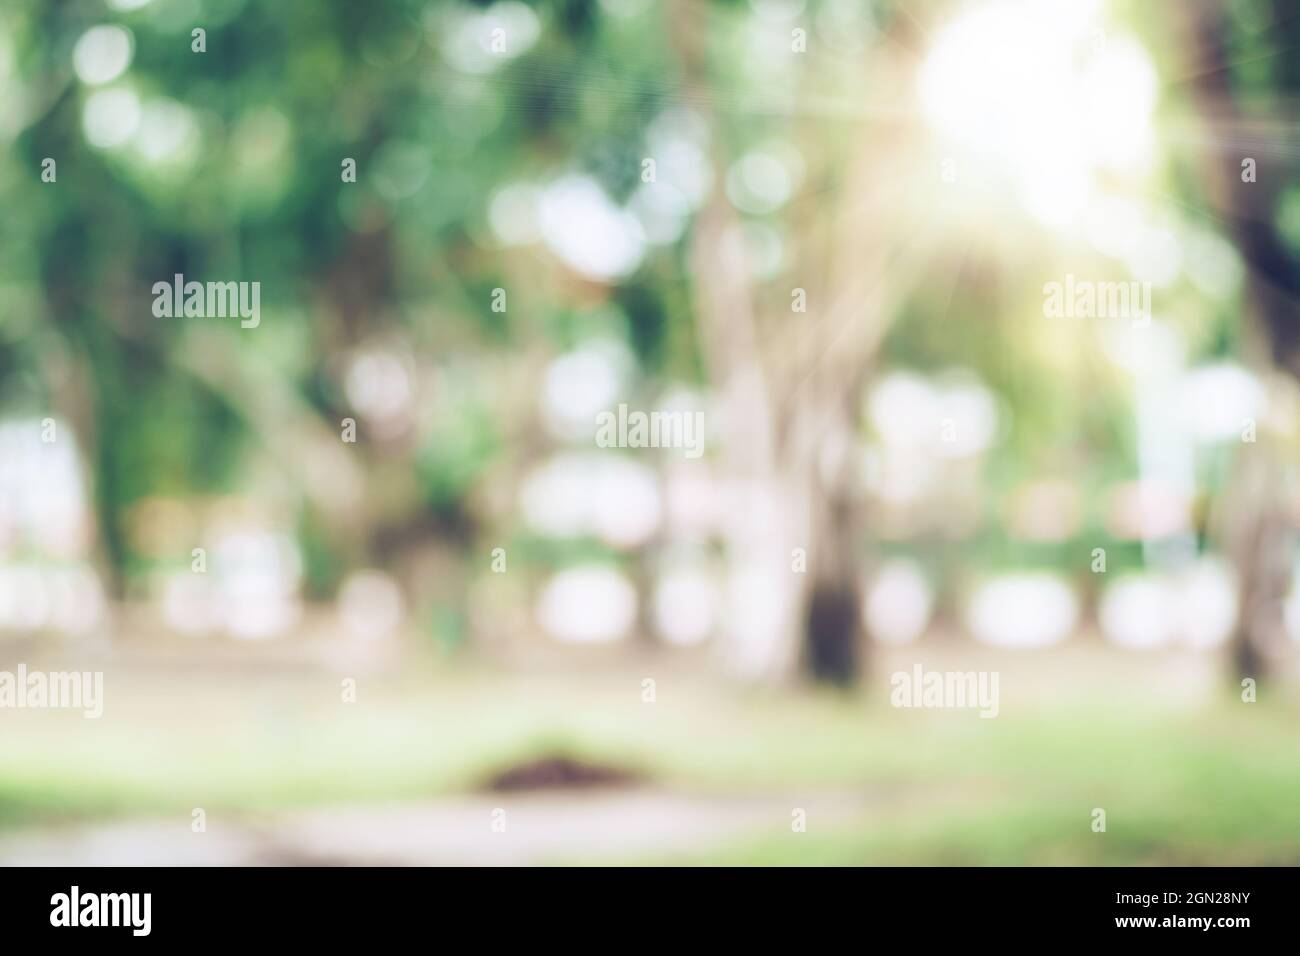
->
(0, 788, 866, 865)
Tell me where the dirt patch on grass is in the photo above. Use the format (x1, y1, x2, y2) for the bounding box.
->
(484, 754, 644, 793)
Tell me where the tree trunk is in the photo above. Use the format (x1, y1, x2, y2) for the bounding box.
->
(669, 0, 915, 686)
(803, 473, 862, 682)
(1181, 0, 1300, 685)
(1219, 443, 1293, 685)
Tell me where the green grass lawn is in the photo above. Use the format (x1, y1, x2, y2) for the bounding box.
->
(2, 649, 1298, 864)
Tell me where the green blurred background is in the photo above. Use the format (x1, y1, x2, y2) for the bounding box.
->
(1, 0, 1299, 864)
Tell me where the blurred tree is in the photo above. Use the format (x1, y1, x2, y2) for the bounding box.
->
(1183, 0, 1300, 684)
